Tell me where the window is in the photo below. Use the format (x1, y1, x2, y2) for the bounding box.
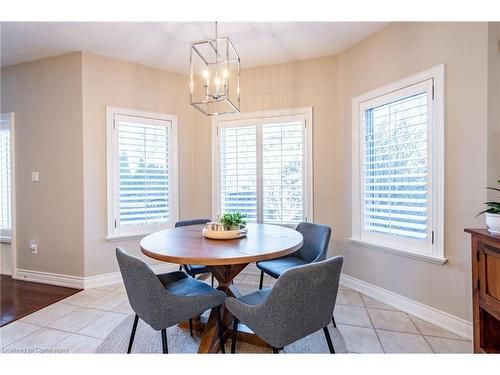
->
(0, 113, 13, 242)
(219, 125, 258, 221)
(351, 65, 445, 263)
(213, 108, 313, 225)
(106, 107, 179, 239)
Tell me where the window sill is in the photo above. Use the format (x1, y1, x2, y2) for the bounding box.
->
(349, 238, 447, 265)
(0, 236, 12, 244)
(106, 233, 152, 242)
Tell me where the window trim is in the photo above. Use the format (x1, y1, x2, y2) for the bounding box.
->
(350, 65, 446, 264)
(0, 113, 15, 256)
(106, 106, 179, 240)
(211, 107, 314, 226)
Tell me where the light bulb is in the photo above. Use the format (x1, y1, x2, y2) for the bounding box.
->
(202, 70, 210, 89)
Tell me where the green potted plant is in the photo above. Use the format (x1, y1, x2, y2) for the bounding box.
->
(219, 212, 247, 230)
(478, 179, 500, 234)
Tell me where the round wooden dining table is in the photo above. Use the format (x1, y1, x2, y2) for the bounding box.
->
(140, 223, 303, 353)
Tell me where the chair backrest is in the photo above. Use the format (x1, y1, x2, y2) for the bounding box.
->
(258, 256, 343, 348)
(175, 218, 211, 227)
(115, 248, 171, 327)
(294, 222, 332, 263)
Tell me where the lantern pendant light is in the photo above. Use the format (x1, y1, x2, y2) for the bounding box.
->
(189, 22, 241, 116)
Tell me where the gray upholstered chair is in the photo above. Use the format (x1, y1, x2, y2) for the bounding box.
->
(256, 222, 337, 326)
(116, 247, 226, 354)
(175, 219, 214, 287)
(226, 256, 343, 354)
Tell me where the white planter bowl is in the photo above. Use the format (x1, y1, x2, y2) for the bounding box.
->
(202, 225, 248, 240)
(486, 213, 500, 235)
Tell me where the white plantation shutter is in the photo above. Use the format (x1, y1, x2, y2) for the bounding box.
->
(107, 108, 178, 238)
(362, 89, 430, 240)
(352, 72, 445, 258)
(0, 116, 12, 233)
(262, 121, 304, 224)
(219, 125, 257, 222)
(117, 115, 171, 227)
(215, 110, 311, 225)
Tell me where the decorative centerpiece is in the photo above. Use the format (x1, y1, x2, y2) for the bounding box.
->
(477, 179, 500, 234)
(202, 212, 248, 240)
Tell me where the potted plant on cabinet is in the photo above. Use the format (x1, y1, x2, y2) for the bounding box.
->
(478, 179, 500, 234)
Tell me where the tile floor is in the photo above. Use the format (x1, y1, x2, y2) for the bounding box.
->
(0, 265, 472, 354)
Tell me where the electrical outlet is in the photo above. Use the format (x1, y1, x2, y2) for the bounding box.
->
(29, 240, 38, 254)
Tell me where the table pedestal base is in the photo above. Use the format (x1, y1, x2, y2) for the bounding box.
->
(178, 316, 272, 352)
(178, 264, 271, 353)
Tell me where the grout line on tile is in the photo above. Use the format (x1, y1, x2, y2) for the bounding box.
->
(422, 333, 470, 342)
(407, 313, 435, 353)
(359, 296, 400, 311)
(21, 304, 77, 326)
(375, 327, 442, 337)
(48, 307, 127, 336)
(0, 325, 43, 349)
(360, 294, 385, 353)
(335, 321, 378, 330)
(17, 304, 129, 331)
(22, 320, 122, 342)
(72, 304, 130, 316)
(406, 315, 471, 342)
(415, 335, 435, 353)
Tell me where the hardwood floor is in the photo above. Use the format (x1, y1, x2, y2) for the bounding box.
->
(0, 274, 81, 327)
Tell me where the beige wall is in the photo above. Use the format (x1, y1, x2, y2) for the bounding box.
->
(1, 53, 85, 276)
(194, 22, 491, 321)
(81, 53, 195, 277)
(488, 22, 500, 197)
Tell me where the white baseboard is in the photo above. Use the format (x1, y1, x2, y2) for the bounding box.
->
(340, 273, 473, 340)
(15, 268, 83, 289)
(14, 263, 180, 290)
(83, 263, 179, 289)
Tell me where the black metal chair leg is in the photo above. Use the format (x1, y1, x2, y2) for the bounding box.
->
(231, 318, 239, 353)
(272, 347, 279, 354)
(127, 314, 139, 354)
(323, 326, 335, 354)
(215, 306, 225, 354)
(161, 329, 168, 354)
(259, 270, 264, 290)
(332, 315, 337, 328)
(211, 274, 214, 287)
(188, 318, 193, 336)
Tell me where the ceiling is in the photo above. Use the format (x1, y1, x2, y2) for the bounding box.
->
(0, 22, 388, 72)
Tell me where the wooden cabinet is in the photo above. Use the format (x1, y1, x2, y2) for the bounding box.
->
(465, 229, 500, 353)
